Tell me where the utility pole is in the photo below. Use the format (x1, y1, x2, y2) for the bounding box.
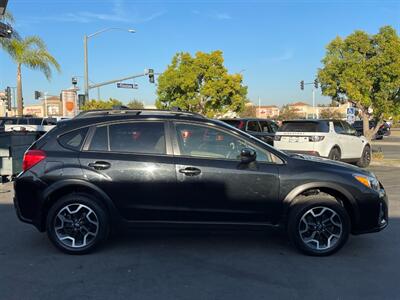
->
(300, 78, 319, 119)
(83, 34, 89, 103)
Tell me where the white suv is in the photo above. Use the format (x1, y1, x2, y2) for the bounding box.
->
(274, 120, 371, 167)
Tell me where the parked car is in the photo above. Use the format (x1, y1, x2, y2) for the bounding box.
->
(0, 117, 56, 133)
(274, 119, 371, 167)
(220, 118, 278, 145)
(352, 120, 385, 140)
(14, 109, 388, 256)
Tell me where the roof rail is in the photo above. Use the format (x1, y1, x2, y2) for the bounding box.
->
(75, 108, 205, 119)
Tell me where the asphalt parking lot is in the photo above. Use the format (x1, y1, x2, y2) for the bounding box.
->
(0, 163, 399, 300)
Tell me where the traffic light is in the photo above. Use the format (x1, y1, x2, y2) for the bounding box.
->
(148, 69, 155, 83)
(314, 79, 318, 89)
(4, 86, 11, 110)
(34, 91, 42, 100)
(78, 94, 86, 108)
(300, 80, 304, 90)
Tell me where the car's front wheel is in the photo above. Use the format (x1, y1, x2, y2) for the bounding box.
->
(46, 194, 110, 254)
(287, 195, 350, 256)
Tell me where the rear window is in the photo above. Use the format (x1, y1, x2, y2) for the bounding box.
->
(58, 127, 89, 151)
(279, 121, 329, 133)
(221, 120, 245, 129)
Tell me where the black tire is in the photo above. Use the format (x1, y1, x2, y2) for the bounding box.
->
(328, 147, 341, 161)
(46, 193, 110, 254)
(287, 194, 350, 256)
(356, 145, 371, 168)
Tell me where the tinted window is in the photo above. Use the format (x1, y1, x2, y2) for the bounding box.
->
(221, 119, 245, 129)
(175, 123, 272, 162)
(109, 122, 166, 154)
(18, 118, 28, 125)
(259, 121, 271, 133)
(89, 126, 108, 151)
(247, 121, 261, 132)
(333, 121, 344, 134)
(279, 121, 329, 133)
(59, 127, 89, 151)
(28, 118, 43, 125)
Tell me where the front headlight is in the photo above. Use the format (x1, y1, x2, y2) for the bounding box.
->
(353, 174, 380, 191)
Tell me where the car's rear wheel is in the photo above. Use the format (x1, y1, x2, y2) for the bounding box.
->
(356, 145, 371, 168)
(46, 194, 110, 254)
(328, 147, 341, 161)
(287, 195, 350, 256)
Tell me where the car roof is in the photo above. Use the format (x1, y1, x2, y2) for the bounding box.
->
(282, 119, 334, 123)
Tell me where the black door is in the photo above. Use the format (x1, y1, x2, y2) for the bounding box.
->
(79, 121, 178, 221)
(172, 122, 281, 223)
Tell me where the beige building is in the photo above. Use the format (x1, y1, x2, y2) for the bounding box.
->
(255, 105, 280, 119)
(6, 95, 63, 117)
(287, 101, 350, 119)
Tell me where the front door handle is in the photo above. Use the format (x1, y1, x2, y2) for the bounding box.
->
(179, 167, 201, 176)
(88, 161, 111, 170)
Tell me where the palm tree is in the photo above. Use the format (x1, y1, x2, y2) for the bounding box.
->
(1, 13, 60, 115)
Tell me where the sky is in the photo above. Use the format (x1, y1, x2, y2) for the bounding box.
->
(1, 0, 399, 107)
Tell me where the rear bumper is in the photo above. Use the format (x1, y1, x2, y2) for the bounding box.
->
(13, 174, 48, 232)
(284, 150, 321, 157)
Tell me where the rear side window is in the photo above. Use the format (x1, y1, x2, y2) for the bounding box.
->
(221, 120, 245, 129)
(279, 121, 329, 133)
(89, 122, 166, 154)
(247, 121, 261, 132)
(259, 121, 272, 133)
(89, 126, 108, 151)
(59, 127, 89, 151)
(28, 118, 43, 125)
(333, 121, 344, 134)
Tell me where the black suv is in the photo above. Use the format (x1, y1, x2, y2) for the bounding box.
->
(220, 118, 278, 145)
(14, 109, 388, 256)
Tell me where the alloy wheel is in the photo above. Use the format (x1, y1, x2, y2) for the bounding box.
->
(54, 203, 99, 248)
(298, 206, 343, 251)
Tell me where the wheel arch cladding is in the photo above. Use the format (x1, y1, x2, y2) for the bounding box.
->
(283, 182, 359, 228)
(41, 180, 120, 231)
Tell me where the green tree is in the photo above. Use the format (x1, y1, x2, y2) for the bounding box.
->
(1, 13, 60, 116)
(318, 26, 400, 140)
(127, 99, 145, 109)
(278, 105, 303, 121)
(156, 50, 248, 118)
(81, 98, 123, 111)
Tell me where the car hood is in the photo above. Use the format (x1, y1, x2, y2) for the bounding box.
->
(289, 153, 373, 177)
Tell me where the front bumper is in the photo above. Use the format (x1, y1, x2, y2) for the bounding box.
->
(352, 188, 388, 235)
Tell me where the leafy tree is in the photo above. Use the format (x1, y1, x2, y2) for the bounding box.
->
(127, 99, 145, 109)
(278, 105, 303, 121)
(318, 26, 400, 140)
(1, 12, 60, 116)
(156, 50, 248, 118)
(319, 108, 345, 119)
(81, 98, 123, 111)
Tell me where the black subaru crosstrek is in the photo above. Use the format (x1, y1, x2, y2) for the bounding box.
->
(14, 109, 388, 256)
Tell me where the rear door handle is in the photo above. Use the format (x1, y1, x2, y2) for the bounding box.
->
(88, 161, 111, 170)
(179, 167, 201, 176)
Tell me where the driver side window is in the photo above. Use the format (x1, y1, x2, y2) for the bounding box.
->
(175, 123, 272, 162)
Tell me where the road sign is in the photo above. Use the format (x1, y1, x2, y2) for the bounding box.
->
(347, 114, 356, 125)
(347, 107, 355, 115)
(117, 83, 138, 89)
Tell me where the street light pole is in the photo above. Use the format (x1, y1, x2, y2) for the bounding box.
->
(83, 34, 89, 103)
(83, 27, 135, 103)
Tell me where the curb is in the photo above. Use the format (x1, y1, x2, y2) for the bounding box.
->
(370, 160, 400, 168)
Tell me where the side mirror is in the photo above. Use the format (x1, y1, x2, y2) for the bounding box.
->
(240, 148, 256, 163)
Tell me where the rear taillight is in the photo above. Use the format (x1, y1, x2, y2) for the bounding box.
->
(22, 150, 46, 171)
(309, 136, 325, 142)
